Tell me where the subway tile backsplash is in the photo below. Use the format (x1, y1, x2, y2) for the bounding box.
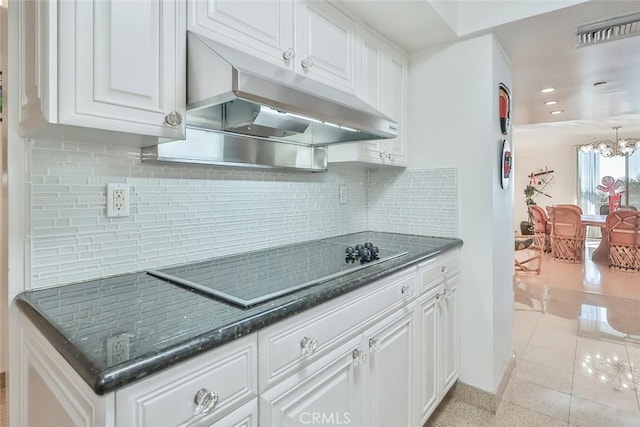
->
(368, 168, 458, 238)
(30, 139, 457, 288)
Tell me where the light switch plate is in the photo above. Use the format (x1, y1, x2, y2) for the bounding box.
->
(339, 185, 348, 205)
(107, 183, 130, 217)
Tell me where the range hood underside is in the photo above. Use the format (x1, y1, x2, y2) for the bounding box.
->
(141, 128, 328, 172)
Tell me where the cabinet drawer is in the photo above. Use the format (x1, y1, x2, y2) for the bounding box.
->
(258, 268, 416, 392)
(116, 334, 257, 427)
(419, 253, 459, 293)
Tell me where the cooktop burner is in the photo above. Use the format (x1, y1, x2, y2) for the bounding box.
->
(147, 239, 407, 308)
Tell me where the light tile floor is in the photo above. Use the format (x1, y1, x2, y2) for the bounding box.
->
(428, 242, 640, 426)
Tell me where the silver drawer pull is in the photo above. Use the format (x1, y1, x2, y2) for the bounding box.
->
(301, 57, 314, 69)
(164, 111, 182, 127)
(441, 265, 448, 273)
(301, 336, 319, 355)
(435, 293, 441, 300)
(369, 338, 382, 353)
(194, 388, 218, 415)
(352, 349, 367, 365)
(443, 288, 448, 296)
(282, 48, 295, 60)
(401, 285, 413, 297)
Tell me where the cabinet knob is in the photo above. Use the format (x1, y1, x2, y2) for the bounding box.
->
(282, 48, 296, 60)
(435, 293, 441, 300)
(369, 338, 382, 353)
(441, 265, 448, 273)
(443, 288, 448, 296)
(164, 111, 183, 127)
(194, 388, 219, 415)
(301, 57, 314, 69)
(387, 153, 395, 160)
(379, 151, 387, 159)
(300, 336, 319, 355)
(401, 285, 413, 297)
(352, 349, 367, 365)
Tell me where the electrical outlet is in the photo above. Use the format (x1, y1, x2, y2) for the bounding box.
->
(339, 185, 348, 205)
(107, 183, 130, 217)
(106, 334, 130, 365)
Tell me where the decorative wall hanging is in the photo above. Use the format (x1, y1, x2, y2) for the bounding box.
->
(501, 139, 512, 189)
(597, 175, 625, 212)
(499, 83, 511, 135)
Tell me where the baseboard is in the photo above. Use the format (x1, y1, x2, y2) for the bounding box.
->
(448, 354, 516, 414)
(495, 354, 517, 411)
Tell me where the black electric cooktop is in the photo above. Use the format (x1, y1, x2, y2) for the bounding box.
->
(148, 238, 407, 307)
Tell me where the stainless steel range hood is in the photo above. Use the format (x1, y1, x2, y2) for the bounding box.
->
(143, 32, 398, 172)
(185, 32, 398, 145)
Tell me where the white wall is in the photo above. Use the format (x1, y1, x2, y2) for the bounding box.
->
(491, 37, 514, 389)
(512, 136, 578, 231)
(409, 33, 513, 393)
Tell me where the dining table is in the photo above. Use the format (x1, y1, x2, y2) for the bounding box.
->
(580, 214, 608, 261)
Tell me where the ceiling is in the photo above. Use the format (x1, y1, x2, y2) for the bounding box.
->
(336, 0, 640, 144)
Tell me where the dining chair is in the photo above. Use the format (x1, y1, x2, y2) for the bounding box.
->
(528, 205, 551, 252)
(617, 205, 638, 211)
(555, 204, 583, 215)
(514, 235, 542, 274)
(549, 206, 586, 263)
(606, 211, 640, 271)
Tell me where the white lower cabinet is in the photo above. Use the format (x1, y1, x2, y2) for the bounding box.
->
(364, 306, 416, 427)
(417, 252, 460, 424)
(115, 334, 258, 427)
(260, 336, 363, 427)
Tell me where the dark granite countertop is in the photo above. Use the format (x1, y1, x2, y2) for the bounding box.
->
(17, 231, 462, 395)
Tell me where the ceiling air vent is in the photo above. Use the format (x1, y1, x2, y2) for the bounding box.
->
(577, 12, 640, 47)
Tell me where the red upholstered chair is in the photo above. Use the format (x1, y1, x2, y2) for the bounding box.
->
(528, 205, 551, 252)
(606, 211, 640, 271)
(549, 206, 586, 262)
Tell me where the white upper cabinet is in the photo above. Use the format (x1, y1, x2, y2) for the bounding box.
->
(328, 36, 408, 167)
(294, 1, 356, 92)
(382, 45, 408, 166)
(189, 0, 356, 93)
(19, 0, 186, 143)
(187, 0, 295, 69)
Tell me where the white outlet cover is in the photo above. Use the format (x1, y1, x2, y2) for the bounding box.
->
(107, 183, 130, 217)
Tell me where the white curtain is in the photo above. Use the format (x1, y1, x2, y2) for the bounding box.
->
(577, 150, 600, 237)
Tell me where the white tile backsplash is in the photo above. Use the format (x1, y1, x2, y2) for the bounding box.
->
(29, 139, 457, 288)
(368, 167, 458, 237)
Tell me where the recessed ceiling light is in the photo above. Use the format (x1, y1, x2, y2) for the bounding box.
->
(541, 87, 555, 93)
(544, 100, 558, 106)
(593, 81, 607, 87)
(550, 110, 563, 115)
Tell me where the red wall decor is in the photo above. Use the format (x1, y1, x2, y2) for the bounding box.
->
(501, 139, 512, 189)
(499, 83, 511, 135)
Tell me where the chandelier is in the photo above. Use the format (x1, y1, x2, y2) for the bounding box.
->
(579, 126, 640, 157)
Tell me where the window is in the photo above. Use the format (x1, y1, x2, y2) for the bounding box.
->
(577, 149, 640, 214)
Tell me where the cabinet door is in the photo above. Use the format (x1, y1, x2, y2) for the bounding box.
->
(418, 291, 440, 424)
(57, 0, 186, 139)
(442, 281, 459, 394)
(382, 46, 407, 166)
(295, 1, 356, 92)
(356, 26, 386, 162)
(188, 0, 294, 70)
(197, 399, 258, 427)
(260, 338, 362, 427)
(365, 308, 416, 427)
